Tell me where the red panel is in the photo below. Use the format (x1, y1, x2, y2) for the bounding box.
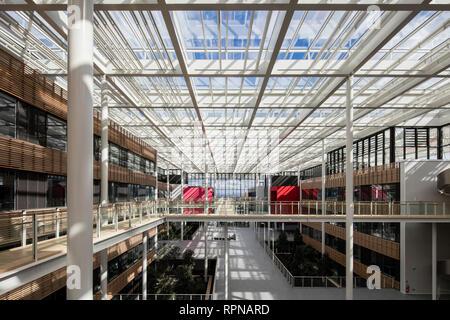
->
(182, 187, 214, 214)
(360, 185, 371, 201)
(270, 186, 300, 214)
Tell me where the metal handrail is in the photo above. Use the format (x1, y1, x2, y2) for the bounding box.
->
(254, 227, 394, 289)
(113, 293, 213, 300)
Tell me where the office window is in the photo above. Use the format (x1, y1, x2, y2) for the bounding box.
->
(395, 128, 404, 161)
(119, 148, 128, 168)
(117, 183, 129, 201)
(140, 156, 146, 173)
(16, 102, 46, 146)
(47, 175, 66, 207)
(109, 143, 120, 166)
(443, 125, 450, 160)
(0, 169, 15, 210)
(416, 128, 428, 160)
(429, 128, 438, 159)
(46, 114, 66, 151)
(93, 180, 100, 204)
(93, 135, 101, 161)
(16, 171, 47, 209)
(0, 92, 16, 138)
(127, 151, 135, 171)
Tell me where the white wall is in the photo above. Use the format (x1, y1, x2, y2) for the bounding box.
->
(400, 160, 450, 295)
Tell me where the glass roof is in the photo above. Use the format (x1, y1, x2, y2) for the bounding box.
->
(0, 2, 448, 173)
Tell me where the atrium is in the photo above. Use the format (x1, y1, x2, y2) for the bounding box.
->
(0, 0, 449, 304)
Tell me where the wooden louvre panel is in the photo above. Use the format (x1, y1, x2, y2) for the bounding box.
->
(0, 267, 66, 300)
(302, 234, 400, 290)
(0, 226, 159, 300)
(0, 135, 157, 187)
(107, 234, 143, 261)
(0, 135, 66, 176)
(104, 250, 156, 299)
(301, 163, 400, 189)
(0, 48, 157, 163)
(303, 222, 400, 260)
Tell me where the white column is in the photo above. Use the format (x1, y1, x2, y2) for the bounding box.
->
(345, 76, 354, 300)
(400, 222, 406, 293)
(267, 175, 271, 214)
(100, 249, 107, 300)
(100, 75, 109, 206)
(204, 222, 208, 282)
(224, 222, 229, 300)
(155, 155, 158, 201)
(181, 222, 184, 241)
(263, 223, 266, 249)
(204, 168, 208, 214)
(142, 231, 148, 300)
(299, 167, 302, 215)
(181, 156, 184, 202)
(321, 139, 326, 255)
(432, 223, 437, 300)
(166, 166, 170, 199)
(67, 0, 94, 300)
(271, 228, 275, 257)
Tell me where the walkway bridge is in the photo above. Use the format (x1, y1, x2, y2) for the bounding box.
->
(0, 199, 449, 298)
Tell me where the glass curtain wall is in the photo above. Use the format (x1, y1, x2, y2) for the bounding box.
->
(188, 173, 258, 199)
(303, 126, 445, 179)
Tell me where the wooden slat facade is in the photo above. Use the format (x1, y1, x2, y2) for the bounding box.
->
(302, 222, 400, 260)
(301, 163, 400, 190)
(98, 250, 156, 300)
(0, 228, 159, 300)
(302, 234, 400, 290)
(0, 135, 161, 187)
(0, 48, 156, 163)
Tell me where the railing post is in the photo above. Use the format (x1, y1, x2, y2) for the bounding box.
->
(389, 201, 392, 215)
(443, 202, 446, 216)
(139, 202, 143, 224)
(22, 210, 27, 247)
(115, 204, 118, 232)
(96, 205, 101, 238)
(128, 203, 132, 228)
(55, 208, 60, 238)
(32, 214, 38, 261)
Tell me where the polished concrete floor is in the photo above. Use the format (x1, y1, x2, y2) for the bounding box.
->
(173, 224, 432, 300)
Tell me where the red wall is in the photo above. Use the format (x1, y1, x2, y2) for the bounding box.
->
(182, 187, 214, 214)
(270, 186, 300, 214)
(302, 188, 318, 200)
